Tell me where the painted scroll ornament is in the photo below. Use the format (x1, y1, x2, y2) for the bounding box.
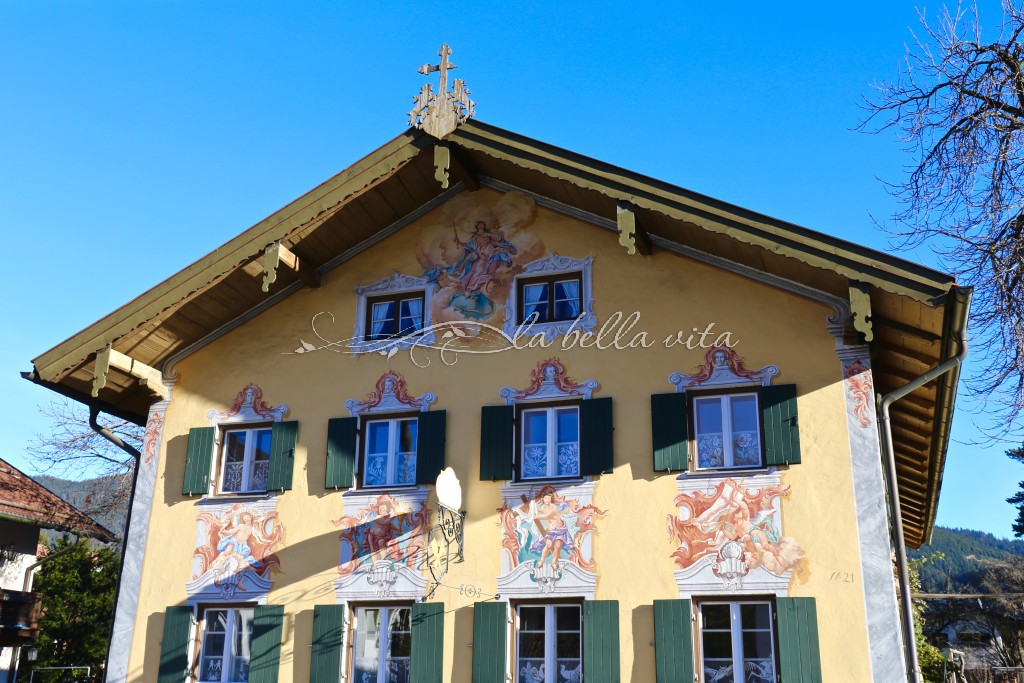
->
(669, 344, 778, 391)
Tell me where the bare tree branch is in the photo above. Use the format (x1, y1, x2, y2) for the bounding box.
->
(862, 1, 1024, 432)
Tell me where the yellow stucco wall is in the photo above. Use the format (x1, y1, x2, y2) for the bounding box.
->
(126, 189, 869, 682)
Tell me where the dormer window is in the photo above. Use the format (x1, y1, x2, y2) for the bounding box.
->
(351, 274, 435, 355)
(517, 272, 583, 324)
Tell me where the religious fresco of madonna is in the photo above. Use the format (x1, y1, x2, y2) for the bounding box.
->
(415, 191, 545, 326)
(331, 491, 431, 600)
(497, 482, 607, 599)
(187, 500, 284, 602)
(667, 475, 804, 596)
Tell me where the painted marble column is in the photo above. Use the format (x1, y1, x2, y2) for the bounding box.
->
(838, 346, 907, 683)
(105, 382, 173, 683)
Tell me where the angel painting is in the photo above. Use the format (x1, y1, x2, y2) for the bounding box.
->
(500, 486, 606, 573)
(192, 504, 283, 597)
(667, 478, 803, 578)
(332, 494, 430, 576)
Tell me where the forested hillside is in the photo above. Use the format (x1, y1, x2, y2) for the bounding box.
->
(34, 474, 129, 539)
(909, 526, 1024, 592)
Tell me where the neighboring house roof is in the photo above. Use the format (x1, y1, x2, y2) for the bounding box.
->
(22, 120, 969, 547)
(0, 459, 116, 542)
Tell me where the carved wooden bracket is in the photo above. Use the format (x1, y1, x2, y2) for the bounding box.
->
(433, 142, 479, 191)
(92, 346, 166, 400)
(849, 282, 873, 343)
(260, 241, 321, 293)
(616, 201, 651, 256)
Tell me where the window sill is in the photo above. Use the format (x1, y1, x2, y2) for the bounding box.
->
(676, 467, 775, 480)
(198, 491, 274, 505)
(343, 484, 426, 495)
(507, 477, 588, 487)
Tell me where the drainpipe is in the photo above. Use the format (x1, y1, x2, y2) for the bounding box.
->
(878, 288, 970, 683)
(87, 406, 140, 683)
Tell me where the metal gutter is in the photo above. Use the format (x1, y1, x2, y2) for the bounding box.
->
(878, 285, 972, 683)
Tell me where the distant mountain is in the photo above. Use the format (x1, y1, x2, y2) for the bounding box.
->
(33, 474, 130, 541)
(909, 526, 1024, 592)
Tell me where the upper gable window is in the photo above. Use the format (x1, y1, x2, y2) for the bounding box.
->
(502, 254, 595, 342)
(365, 292, 425, 341)
(517, 272, 583, 325)
(352, 274, 434, 354)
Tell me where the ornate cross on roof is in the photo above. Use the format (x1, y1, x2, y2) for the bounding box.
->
(409, 44, 475, 139)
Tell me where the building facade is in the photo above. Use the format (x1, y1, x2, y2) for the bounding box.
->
(27, 67, 968, 683)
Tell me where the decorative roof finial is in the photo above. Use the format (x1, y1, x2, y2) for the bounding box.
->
(409, 44, 475, 139)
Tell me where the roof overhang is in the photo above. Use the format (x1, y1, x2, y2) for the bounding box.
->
(25, 121, 966, 547)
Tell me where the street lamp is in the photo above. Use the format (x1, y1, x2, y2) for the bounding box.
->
(427, 468, 465, 596)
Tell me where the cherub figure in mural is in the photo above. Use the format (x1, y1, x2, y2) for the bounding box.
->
(192, 505, 283, 587)
(667, 478, 803, 577)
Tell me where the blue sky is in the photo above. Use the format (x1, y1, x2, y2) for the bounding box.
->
(0, 1, 1015, 540)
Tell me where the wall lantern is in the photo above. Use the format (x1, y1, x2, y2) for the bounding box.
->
(427, 467, 465, 595)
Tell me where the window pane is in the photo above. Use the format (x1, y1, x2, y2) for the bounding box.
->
(702, 631, 733, 659)
(398, 420, 417, 453)
(524, 412, 547, 445)
(701, 604, 731, 630)
(370, 301, 396, 338)
(554, 279, 579, 301)
(249, 429, 272, 492)
(553, 279, 581, 320)
(399, 297, 424, 335)
(519, 606, 545, 632)
(556, 605, 580, 631)
(367, 422, 390, 455)
(556, 632, 580, 658)
(556, 408, 579, 443)
(353, 608, 381, 681)
(207, 609, 229, 632)
(702, 660, 735, 683)
(740, 604, 772, 630)
(388, 659, 411, 683)
(743, 631, 774, 660)
(522, 283, 549, 323)
(517, 660, 545, 683)
(524, 283, 548, 304)
(223, 433, 246, 492)
(518, 632, 545, 658)
(730, 395, 761, 467)
(557, 444, 579, 476)
(695, 398, 725, 468)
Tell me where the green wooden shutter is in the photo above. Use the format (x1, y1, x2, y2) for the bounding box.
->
(762, 384, 801, 465)
(583, 600, 620, 683)
(310, 605, 346, 683)
(416, 411, 447, 486)
(182, 426, 215, 495)
(471, 601, 508, 682)
(651, 393, 689, 472)
(411, 602, 445, 683)
(580, 397, 614, 475)
(157, 606, 194, 683)
(249, 605, 285, 683)
(653, 599, 694, 683)
(326, 417, 358, 489)
(479, 405, 514, 481)
(267, 421, 298, 491)
(776, 597, 822, 682)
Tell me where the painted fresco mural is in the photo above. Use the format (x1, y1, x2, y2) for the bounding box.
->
(188, 501, 284, 601)
(416, 191, 545, 326)
(497, 483, 606, 597)
(332, 492, 430, 599)
(667, 476, 803, 593)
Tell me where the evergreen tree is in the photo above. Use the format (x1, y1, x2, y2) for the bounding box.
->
(1007, 445, 1024, 537)
(26, 536, 119, 682)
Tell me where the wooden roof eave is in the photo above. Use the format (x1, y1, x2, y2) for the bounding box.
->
(448, 121, 954, 303)
(31, 128, 433, 385)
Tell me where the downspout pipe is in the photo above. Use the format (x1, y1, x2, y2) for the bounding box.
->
(87, 406, 140, 683)
(879, 301, 969, 683)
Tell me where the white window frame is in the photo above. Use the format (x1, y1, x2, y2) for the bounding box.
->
(518, 404, 580, 481)
(514, 603, 582, 683)
(350, 605, 412, 683)
(697, 600, 775, 683)
(351, 273, 435, 355)
(218, 426, 273, 494)
(361, 416, 419, 488)
(692, 392, 762, 470)
(197, 605, 254, 683)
